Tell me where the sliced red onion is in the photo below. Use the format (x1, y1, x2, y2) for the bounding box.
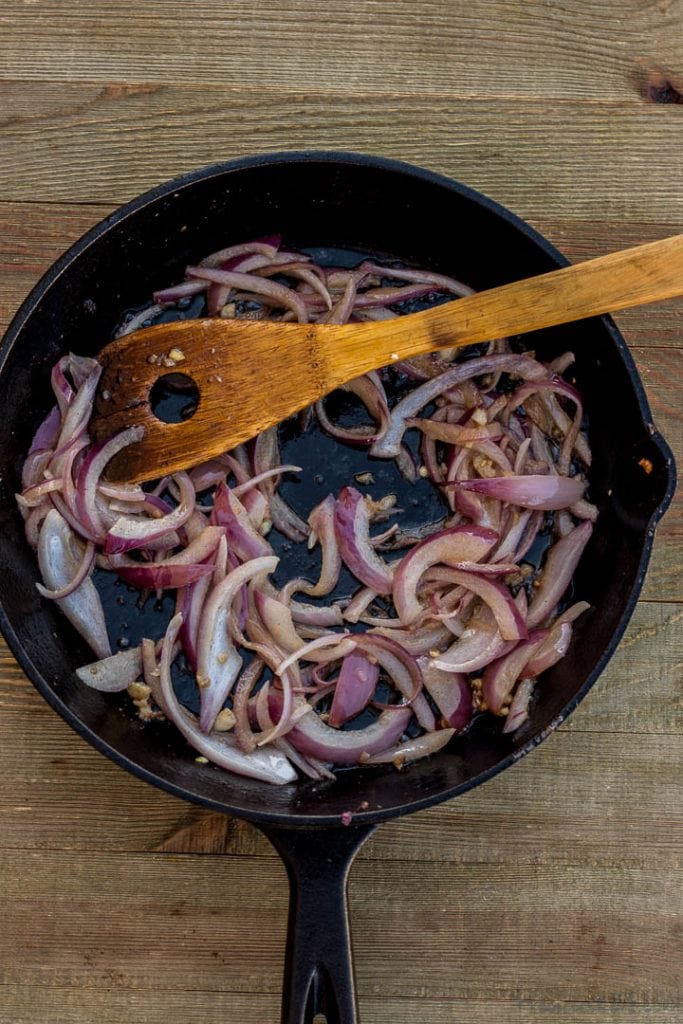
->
(410, 418, 504, 445)
(232, 656, 265, 754)
(253, 590, 305, 654)
(353, 633, 432, 730)
(370, 353, 547, 459)
(502, 678, 535, 734)
(275, 634, 356, 677)
(26, 405, 61, 466)
(157, 613, 296, 784)
(211, 482, 273, 561)
(105, 471, 196, 555)
(334, 486, 394, 594)
(196, 555, 279, 732)
(430, 604, 514, 675)
(343, 586, 377, 623)
(232, 464, 302, 499)
(270, 492, 310, 543)
(371, 621, 453, 657)
(199, 237, 281, 268)
(393, 525, 498, 625)
(457, 474, 585, 511)
(418, 659, 472, 731)
(527, 522, 593, 628)
(180, 571, 213, 672)
(523, 621, 573, 677)
(76, 647, 143, 692)
(482, 630, 548, 713)
(36, 539, 95, 600)
(187, 266, 308, 323)
(297, 494, 342, 597)
(37, 510, 111, 659)
(316, 371, 390, 446)
(109, 524, 224, 578)
(364, 728, 455, 765)
(509, 376, 585, 473)
(317, 273, 356, 324)
(279, 697, 411, 765)
(361, 262, 474, 296)
(115, 561, 214, 590)
(328, 652, 380, 727)
(285, 595, 344, 627)
(153, 279, 207, 304)
(424, 567, 526, 641)
(115, 304, 163, 337)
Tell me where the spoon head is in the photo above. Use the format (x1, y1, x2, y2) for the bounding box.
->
(92, 318, 325, 482)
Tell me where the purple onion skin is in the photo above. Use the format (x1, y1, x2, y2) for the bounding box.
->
(334, 486, 394, 594)
(328, 652, 380, 727)
(115, 562, 214, 590)
(482, 630, 547, 713)
(458, 474, 585, 511)
(283, 702, 412, 765)
(527, 522, 593, 628)
(211, 482, 273, 561)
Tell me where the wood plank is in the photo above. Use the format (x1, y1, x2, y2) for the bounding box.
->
(0, 85, 682, 219)
(0, 0, 680, 102)
(0, 849, 681, 1004)
(1, 988, 681, 1024)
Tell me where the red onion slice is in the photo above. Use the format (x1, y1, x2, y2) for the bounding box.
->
(301, 494, 342, 597)
(157, 614, 296, 784)
(253, 590, 305, 655)
(364, 727, 455, 766)
(36, 539, 95, 600)
(393, 525, 498, 625)
(211, 482, 274, 561)
(457, 474, 585, 511)
(482, 630, 548, 713)
(502, 678, 535, 734)
(370, 353, 547, 459)
(424, 567, 526, 641)
(114, 561, 215, 590)
(105, 471, 196, 555)
(316, 371, 391, 446)
(527, 522, 593, 628)
(76, 647, 143, 692)
(279, 698, 412, 765)
(334, 486, 394, 594)
(418, 659, 473, 731)
(430, 602, 515, 675)
(328, 652, 380, 727)
(187, 266, 308, 323)
(196, 555, 279, 732)
(37, 509, 111, 659)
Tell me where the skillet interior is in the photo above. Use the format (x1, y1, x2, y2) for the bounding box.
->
(0, 152, 674, 826)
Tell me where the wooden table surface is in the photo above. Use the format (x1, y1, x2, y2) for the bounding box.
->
(1, 3, 682, 1023)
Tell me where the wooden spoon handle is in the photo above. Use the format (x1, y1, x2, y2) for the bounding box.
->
(323, 232, 683, 382)
(95, 233, 683, 482)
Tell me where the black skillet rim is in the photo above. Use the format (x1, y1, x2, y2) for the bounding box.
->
(0, 150, 676, 827)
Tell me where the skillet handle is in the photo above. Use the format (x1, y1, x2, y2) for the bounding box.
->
(260, 822, 376, 1024)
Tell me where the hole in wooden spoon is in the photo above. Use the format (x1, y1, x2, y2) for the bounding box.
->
(149, 372, 199, 423)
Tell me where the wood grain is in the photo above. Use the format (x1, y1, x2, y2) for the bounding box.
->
(0, 1, 681, 1022)
(0, 84, 681, 221)
(0, 0, 680, 102)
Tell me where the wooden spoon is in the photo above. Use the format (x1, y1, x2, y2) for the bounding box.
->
(92, 233, 683, 482)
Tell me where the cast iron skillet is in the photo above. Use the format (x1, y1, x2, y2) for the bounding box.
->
(0, 152, 675, 1024)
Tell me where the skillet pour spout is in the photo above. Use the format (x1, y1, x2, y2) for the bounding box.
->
(0, 152, 675, 1024)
